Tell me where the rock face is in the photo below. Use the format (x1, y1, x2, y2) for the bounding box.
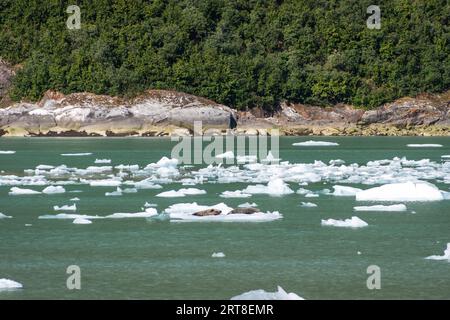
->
(0, 90, 237, 136)
(0, 59, 15, 107)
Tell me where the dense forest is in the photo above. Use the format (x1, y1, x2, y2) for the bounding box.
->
(0, 0, 448, 110)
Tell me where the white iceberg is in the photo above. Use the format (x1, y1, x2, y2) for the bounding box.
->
(321, 216, 368, 228)
(220, 190, 252, 198)
(105, 208, 158, 219)
(39, 213, 103, 220)
(89, 179, 121, 187)
(231, 286, 304, 300)
(242, 178, 294, 196)
(332, 185, 363, 196)
(212, 252, 226, 258)
(54, 204, 77, 211)
(61, 153, 93, 156)
(300, 202, 317, 208)
(95, 159, 111, 164)
(70, 197, 80, 201)
(354, 204, 407, 212)
(215, 151, 234, 159)
(105, 187, 122, 196)
(0, 213, 12, 219)
(0, 150, 16, 154)
(292, 141, 339, 147)
(0, 279, 23, 290)
(425, 243, 450, 261)
(238, 202, 258, 208)
(407, 144, 442, 148)
(42, 186, 65, 194)
(355, 182, 444, 202)
(9, 187, 41, 195)
(73, 218, 92, 224)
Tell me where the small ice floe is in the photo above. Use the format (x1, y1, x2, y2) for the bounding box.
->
(220, 190, 252, 198)
(0, 213, 12, 219)
(357, 251, 362, 255)
(25, 224, 32, 227)
(105, 187, 123, 196)
(105, 208, 158, 219)
(39, 213, 103, 220)
(0, 150, 16, 154)
(73, 218, 92, 225)
(89, 179, 121, 187)
(36, 164, 55, 170)
(355, 182, 444, 202)
(304, 193, 319, 198)
(54, 204, 76, 211)
(407, 144, 443, 148)
(300, 202, 317, 208)
(442, 155, 450, 158)
(144, 202, 158, 208)
(425, 243, 450, 261)
(332, 185, 363, 196)
(133, 178, 163, 190)
(261, 151, 281, 163)
(9, 187, 41, 195)
(242, 178, 294, 196)
(231, 286, 304, 300)
(95, 159, 111, 164)
(0, 279, 23, 290)
(70, 197, 80, 201)
(212, 252, 226, 258)
(42, 186, 65, 194)
(292, 141, 339, 147)
(165, 202, 282, 222)
(353, 204, 407, 212)
(236, 155, 258, 164)
(215, 151, 234, 159)
(238, 202, 258, 208)
(329, 159, 345, 166)
(321, 216, 368, 228)
(156, 188, 206, 197)
(61, 153, 93, 156)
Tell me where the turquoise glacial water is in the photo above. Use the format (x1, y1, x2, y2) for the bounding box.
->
(0, 137, 449, 299)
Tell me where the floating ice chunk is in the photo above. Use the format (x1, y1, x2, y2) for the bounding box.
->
(332, 185, 363, 196)
(243, 178, 294, 196)
(105, 208, 158, 219)
(73, 218, 92, 225)
(355, 182, 444, 202)
(216, 151, 234, 159)
(0, 279, 23, 290)
(39, 213, 103, 220)
(220, 190, 252, 198)
(0, 213, 12, 219)
(329, 159, 345, 166)
(9, 187, 41, 195)
(42, 186, 66, 194)
(292, 141, 339, 147)
(123, 188, 138, 193)
(115, 164, 139, 171)
(70, 197, 80, 201)
(212, 252, 226, 258)
(89, 179, 121, 187)
(300, 202, 317, 208)
(105, 187, 122, 197)
(425, 243, 450, 261)
(0, 150, 16, 154)
(407, 144, 443, 148)
(305, 193, 318, 198)
(144, 202, 158, 208)
(95, 159, 111, 164)
(236, 155, 257, 164)
(178, 188, 206, 195)
(261, 151, 281, 163)
(296, 188, 311, 195)
(54, 204, 76, 211)
(442, 155, 450, 158)
(231, 286, 304, 300)
(133, 178, 163, 189)
(354, 204, 407, 212)
(321, 216, 368, 228)
(36, 164, 54, 170)
(238, 202, 258, 208)
(156, 190, 186, 198)
(61, 153, 92, 156)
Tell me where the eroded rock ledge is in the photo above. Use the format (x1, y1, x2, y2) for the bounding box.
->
(0, 89, 449, 137)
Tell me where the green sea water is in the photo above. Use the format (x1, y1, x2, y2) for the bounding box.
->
(0, 137, 449, 300)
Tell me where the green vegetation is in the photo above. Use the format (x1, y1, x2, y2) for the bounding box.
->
(1, 0, 448, 110)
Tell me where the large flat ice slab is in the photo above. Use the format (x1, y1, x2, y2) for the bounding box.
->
(355, 182, 444, 202)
